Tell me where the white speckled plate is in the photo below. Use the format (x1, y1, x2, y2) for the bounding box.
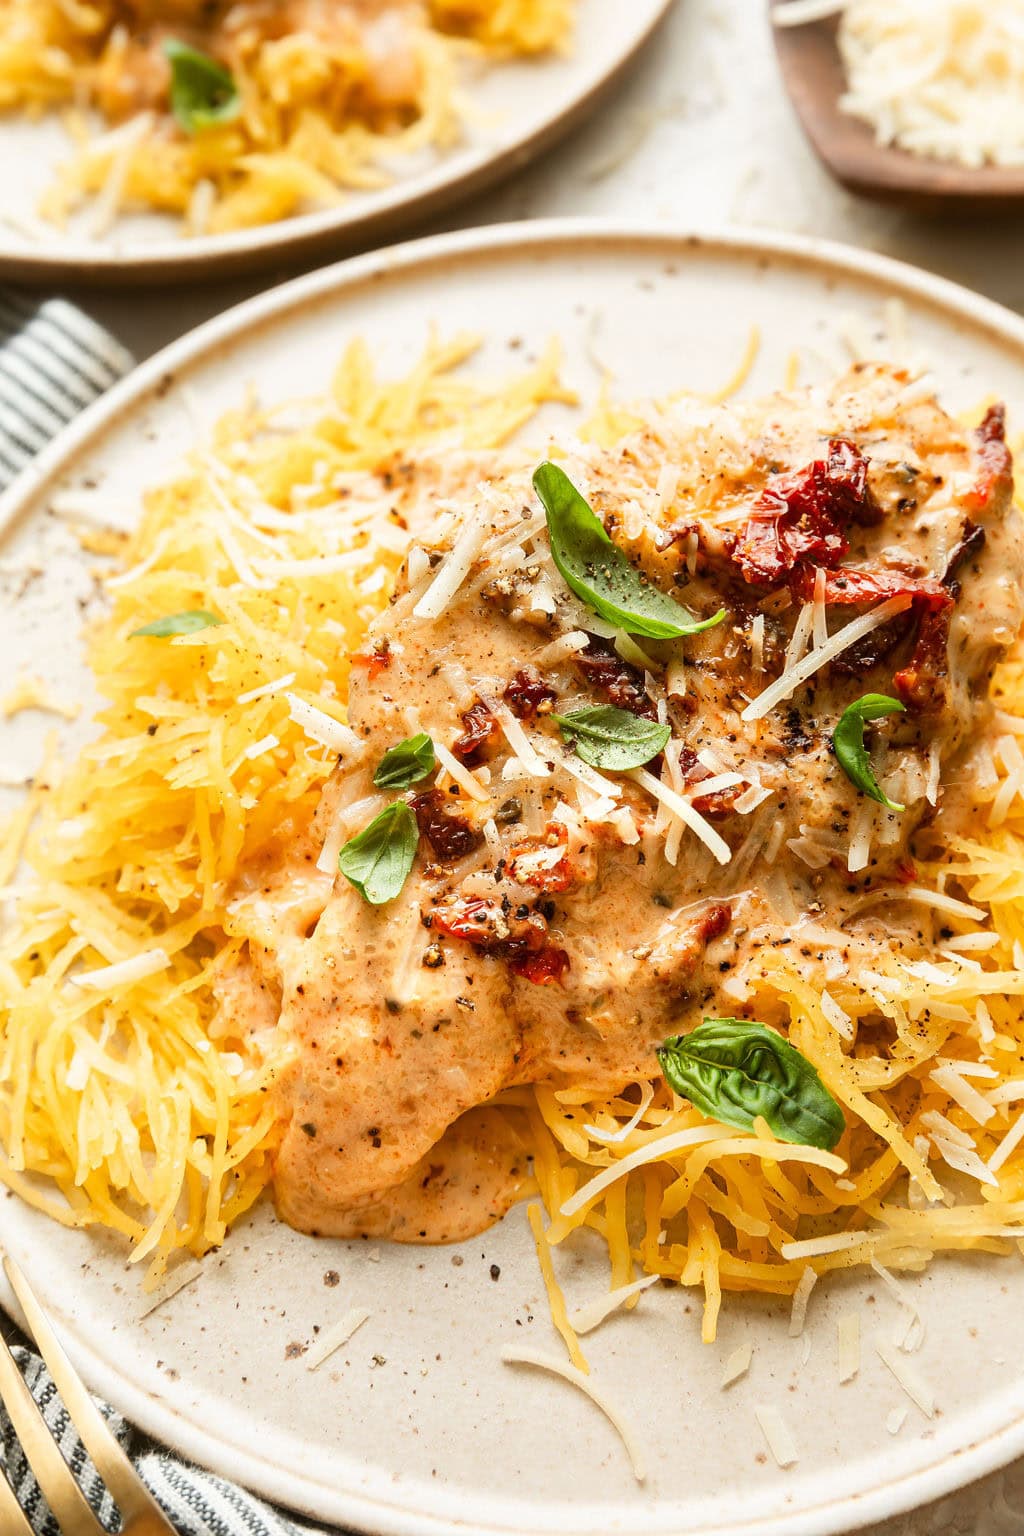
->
(3, 224, 1024, 1536)
(0, 1, 672, 285)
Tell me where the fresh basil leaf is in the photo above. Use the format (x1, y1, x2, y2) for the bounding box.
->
(532, 461, 724, 640)
(164, 39, 241, 134)
(373, 732, 436, 790)
(339, 801, 418, 905)
(130, 609, 224, 638)
(833, 693, 906, 812)
(552, 705, 669, 770)
(657, 1018, 845, 1151)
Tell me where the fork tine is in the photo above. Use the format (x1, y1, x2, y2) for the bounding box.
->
(0, 1324, 105, 1536)
(0, 1462, 34, 1536)
(4, 1257, 176, 1536)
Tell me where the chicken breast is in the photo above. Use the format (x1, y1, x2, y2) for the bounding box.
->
(227, 363, 1024, 1242)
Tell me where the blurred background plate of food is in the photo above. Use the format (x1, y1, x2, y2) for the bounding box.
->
(0, 0, 674, 283)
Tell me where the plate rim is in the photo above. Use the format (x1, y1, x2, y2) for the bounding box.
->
(0, 0, 674, 286)
(5, 218, 1024, 1535)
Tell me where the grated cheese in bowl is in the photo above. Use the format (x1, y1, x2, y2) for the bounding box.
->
(776, 0, 1024, 170)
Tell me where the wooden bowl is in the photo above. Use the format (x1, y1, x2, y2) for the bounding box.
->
(769, 1, 1024, 213)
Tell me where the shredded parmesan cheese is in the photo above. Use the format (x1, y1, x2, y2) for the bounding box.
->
(500, 1348, 646, 1482)
(434, 741, 491, 802)
(821, 988, 855, 1041)
(560, 1127, 734, 1220)
(285, 694, 361, 756)
(753, 1405, 799, 1468)
(138, 1259, 204, 1317)
(988, 1107, 1024, 1174)
(69, 948, 171, 991)
(413, 515, 490, 620)
(838, 0, 1024, 170)
(875, 1339, 936, 1418)
(870, 1260, 925, 1352)
(568, 1274, 660, 1335)
(750, 613, 765, 674)
(305, 1308, 371, 1371)
(628, 767, 732, 866)
(721, 1342, 753, 1387)
(742, 597, 912, 722)
(837, 1313, 860, 1383)
(237, 673, 297, 704)
(789, 1266, 818, 1337)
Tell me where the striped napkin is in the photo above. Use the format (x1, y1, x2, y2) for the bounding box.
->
(0, 292, 333, 1532)
(3, 1347, 322, 1536)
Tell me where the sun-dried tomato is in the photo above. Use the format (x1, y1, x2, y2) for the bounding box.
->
(574, 638, 655, 720)
(884, 520, 988, 708)
(830, 614, 909, 677)
(693, 902, 732, 946)
(429, 897, 539, 949)
(893, 606, 951, 713)
(350, 639, 391, 679)
(452, 699, 498, 762)
(943, 520, 986, 591)
(788, 565, 954, 705)
(510, 946, 570, 986)
(690, 785, 742, 820)
(790, 563, 952, 612)
(428, 897, 569, 986)
(964, 404, 1013, 513)
(508, 823, 574, 893)
(672, 749, 742, 820)
(410, 790, 482, 861)
(729, 438, 878, 587)
(503, 667, 557, 721)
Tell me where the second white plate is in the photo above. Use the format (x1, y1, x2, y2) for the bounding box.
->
(0, 1, 672, 284)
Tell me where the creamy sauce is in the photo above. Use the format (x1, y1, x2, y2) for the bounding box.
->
(224, 364, 1024, 1242)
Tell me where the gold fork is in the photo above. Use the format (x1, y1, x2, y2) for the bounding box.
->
(0, 1255, 175, 1536)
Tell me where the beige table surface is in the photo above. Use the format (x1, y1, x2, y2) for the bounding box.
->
(65, 0, 1024, 361)
(30, 1, 1024, 1531)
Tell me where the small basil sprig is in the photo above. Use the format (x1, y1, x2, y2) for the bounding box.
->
(552, 705, 669, 770)
(532, 462, 724, 640)
(164, 39, 241, 134)
(339, 801, 418, 905)
(832, 693, 906, 812)
(373, 732, 436, 790)
(657, 1018, 845, 1151)
(130, 609, 223, 638)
